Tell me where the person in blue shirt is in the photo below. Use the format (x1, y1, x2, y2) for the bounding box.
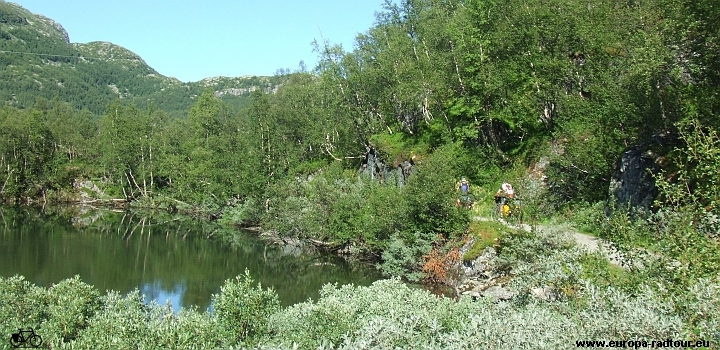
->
(456, 177, 471, 208)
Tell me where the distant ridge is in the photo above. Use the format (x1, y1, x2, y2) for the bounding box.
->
(0, 1, 286, 117)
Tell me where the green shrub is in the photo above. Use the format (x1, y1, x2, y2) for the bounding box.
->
(218, 197, 260, 226)
(68, 290, 151, 349)
(212, 269, 280, 346)
(143, 304, 218, 349)
(377, 232, 433, 281)
(264, 168, 411, 250)
(60, 290, 150, 349)
(570, 201, 607, 235)
(266, 279, 467, 349)
(67, 290, 221, 349)
(656, 119, 720, 222)
(0, 275, 47, 341)
(680, 279, 720, 342)
(405, 143, 469, 237)
(496, 224, 574, 264)
(43, 276, 101, 344)
(353, 182, 408, 247)
(578, 252, 633, 290)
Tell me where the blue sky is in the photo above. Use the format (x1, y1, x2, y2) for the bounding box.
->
(10, 0, 388, 82)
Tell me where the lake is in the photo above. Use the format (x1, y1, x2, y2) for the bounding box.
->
(0, 205, 382, 311)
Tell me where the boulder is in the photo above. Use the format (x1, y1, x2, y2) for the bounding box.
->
(607, 131, 678, 214)
(462, 247, 497, 278)
(481, 285, 515, 301)
(531, 285, 558, 302)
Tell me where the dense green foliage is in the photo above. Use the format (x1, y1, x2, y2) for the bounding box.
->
(1, 0, 719, 346)
(2, 0, 719, 277)
(213, 270, 280, 344)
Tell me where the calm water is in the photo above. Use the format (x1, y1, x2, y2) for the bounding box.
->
(0, 206, 381, 311)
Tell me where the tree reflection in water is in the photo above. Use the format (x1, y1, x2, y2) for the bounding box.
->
(0, 206, 381, 310)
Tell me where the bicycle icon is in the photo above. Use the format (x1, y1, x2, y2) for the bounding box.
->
(9, 327, 43, 348)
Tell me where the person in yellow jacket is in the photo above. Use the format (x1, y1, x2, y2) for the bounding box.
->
(494, 181, 515, 216)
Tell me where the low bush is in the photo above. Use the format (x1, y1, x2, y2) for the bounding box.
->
(213, 269, 281, 345)
(1, 230, 718, 349)
(68, 290, 153, 349)
(377, 232, 433, 282)
(43, 276, 101, 343)
(0, 276, 47, 341)
(265, 279, 468, 349)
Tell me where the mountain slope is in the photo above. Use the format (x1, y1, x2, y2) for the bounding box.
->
(0, 1, 282, 117)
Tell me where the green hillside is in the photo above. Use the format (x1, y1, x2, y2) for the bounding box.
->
(0, 1, 282, 117)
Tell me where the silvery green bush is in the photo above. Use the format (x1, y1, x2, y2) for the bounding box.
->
(378, 231, 433, 281)
(1, 219, 718, 349)
(265, 279, 467, 349)
(262, 278, 688, 349)
(680, 279, 720, 342)
(64, 290, 151, 349)
(213, 269, 280, 346)
(0, 275, 47, 342)
(42, 276, 101, 344)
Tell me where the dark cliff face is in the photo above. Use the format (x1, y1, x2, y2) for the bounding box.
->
(359, 148, 414, 187)
(607, 131, 678, 214)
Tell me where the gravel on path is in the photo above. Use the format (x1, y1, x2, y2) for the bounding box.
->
(473, 216, 624, 266)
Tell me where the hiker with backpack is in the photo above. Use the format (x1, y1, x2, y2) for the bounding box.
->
(456, 177, 472, 208)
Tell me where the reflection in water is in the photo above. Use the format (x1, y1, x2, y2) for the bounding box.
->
(142, 280, 186, 312)
(0, 206, 382, 310)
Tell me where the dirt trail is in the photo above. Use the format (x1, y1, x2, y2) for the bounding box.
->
(546, 225, 624, 266)
(474, 216, 624, 266)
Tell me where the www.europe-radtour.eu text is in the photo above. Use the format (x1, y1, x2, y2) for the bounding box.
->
(576, 338, 710, 348)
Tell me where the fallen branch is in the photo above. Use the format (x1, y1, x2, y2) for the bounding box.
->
(127, 170, 144, 196)
(0, 169, 14, 195)
(307, 238, 343, 252)
(568, 162, 590, 174)
(323, 146, 364, 160)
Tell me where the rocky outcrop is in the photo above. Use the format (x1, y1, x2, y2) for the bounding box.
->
(606, 131, 678, 214)
(200, 76, 282, 96)
(454, 220, 625, 303)
(456, 246, 516, 301)
(358, 148, 414, 187)
(55, 178, 128, 208)
(0, 2, 69, 42)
